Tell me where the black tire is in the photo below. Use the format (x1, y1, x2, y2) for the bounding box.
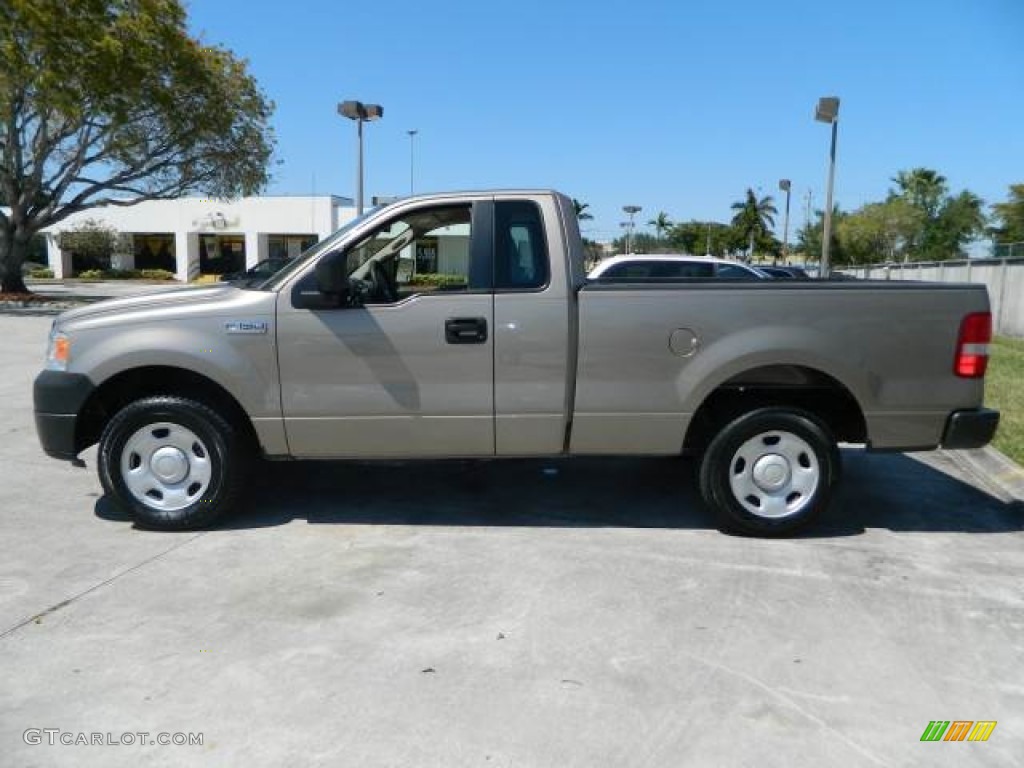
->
(98, 396, 248, 530)
(698, 407, 840, 537)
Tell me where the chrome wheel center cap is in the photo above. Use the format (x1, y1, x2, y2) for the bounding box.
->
(150, 446, 188, 484)
(752, 454, 791, 492)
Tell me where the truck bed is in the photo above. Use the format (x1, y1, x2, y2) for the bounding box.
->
(570, 280, 989, 453)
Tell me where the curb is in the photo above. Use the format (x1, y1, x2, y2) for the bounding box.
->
(945, 446, 1024, 502)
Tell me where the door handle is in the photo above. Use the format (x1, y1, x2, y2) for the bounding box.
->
(445, 317, 488, 344)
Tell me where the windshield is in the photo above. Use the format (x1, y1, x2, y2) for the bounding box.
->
(254, 208, 379, 290)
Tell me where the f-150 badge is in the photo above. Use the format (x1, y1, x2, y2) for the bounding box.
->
(224, 321, 268, 334)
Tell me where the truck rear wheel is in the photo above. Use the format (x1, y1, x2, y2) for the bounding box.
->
(699, 407, 839, 536)
(98, 396, 247, 530)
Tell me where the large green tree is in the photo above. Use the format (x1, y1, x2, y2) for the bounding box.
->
(933, 190, 986, 258)
(798, 206, 848, 266)
(668, 220, 739, 257)
(667, 221, 702, 254)
(836, 198, 924, 264)
(730, 188, 777, 260)
(891, 168, 947, 218)
(0, 0, 275, 292)
(888, 168, 985, 260)
(612, 231, 665, 254)
(990, 184, 1024, 248)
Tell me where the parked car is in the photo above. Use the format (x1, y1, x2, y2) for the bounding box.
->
(219, 257, 289, 284)
(759, 265, 811, 279)
(589, 254, 769, 280)
(34, 190, 998, 536)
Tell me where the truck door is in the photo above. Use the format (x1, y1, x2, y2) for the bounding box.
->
(492, 197, 574, 455)
(276, 201, 495, 458)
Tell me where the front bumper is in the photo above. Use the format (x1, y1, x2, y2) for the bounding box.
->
(941, 408, 1000, 450)
(33, 371, 95, 460)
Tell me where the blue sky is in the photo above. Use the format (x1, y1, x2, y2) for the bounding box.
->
(187, 0, 1023, 243)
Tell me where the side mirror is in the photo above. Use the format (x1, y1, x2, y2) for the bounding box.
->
(315, 251, 350, 301)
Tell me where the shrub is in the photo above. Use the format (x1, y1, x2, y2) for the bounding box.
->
(28, 268, 54, 279)
(73, 268, 177, 280)
(408, 273, 465, 287)
(138, 269, 176, 280)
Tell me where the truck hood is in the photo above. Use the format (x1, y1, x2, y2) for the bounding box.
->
(56, 284, 245, 326)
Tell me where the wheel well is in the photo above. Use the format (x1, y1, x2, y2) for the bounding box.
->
(683, 365, 867, 455)
(76, 366, 258, 455)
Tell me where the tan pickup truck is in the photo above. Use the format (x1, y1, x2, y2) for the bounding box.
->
(34, 190, 999, 535)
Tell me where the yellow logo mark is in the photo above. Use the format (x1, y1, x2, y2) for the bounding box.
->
(967, 721, 997, 742)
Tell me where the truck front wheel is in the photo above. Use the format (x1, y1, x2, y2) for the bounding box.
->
(98, 396, 247, 530)
(699, 408, 840, 536)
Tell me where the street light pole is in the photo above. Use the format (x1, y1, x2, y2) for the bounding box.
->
(338, 100, 384, 215)
(622, 205, 642, 254)
(407, 129, 418, 196)
(357, 117, 364, 213)
(778, 179, 791, 264)
(814, 96, 840, 279)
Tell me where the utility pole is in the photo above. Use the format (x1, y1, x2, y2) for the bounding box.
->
(778, 179, 792, 264)
(814, 96, 841, 279)
(407, 129, 418, 195)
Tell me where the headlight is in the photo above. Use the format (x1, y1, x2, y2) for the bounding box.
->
(46, 328, 70, 371)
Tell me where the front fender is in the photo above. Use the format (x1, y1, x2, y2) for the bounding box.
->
(69, 317, 280, 420)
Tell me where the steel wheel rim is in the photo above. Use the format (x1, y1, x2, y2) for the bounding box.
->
(120, 422, 213, 512)
(728, 430, 820, 519)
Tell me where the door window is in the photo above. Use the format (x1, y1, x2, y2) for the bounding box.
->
(345, 205, 475, 303)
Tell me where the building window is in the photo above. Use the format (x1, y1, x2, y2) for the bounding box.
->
(133, 234, 175, 271)
(199, 235, 245, 275)
(268, 234, 318, 260)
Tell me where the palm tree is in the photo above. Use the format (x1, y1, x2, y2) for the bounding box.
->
(572, 198, 593, 221)
(730, 188, 777, 260)
(891, 168, 948, 217)
(648, 212, 672, 242)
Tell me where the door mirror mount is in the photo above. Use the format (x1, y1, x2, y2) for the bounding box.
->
(315, 251, 350, 302)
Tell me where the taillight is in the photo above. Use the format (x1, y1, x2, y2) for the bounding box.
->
(954, 312, 991, 378)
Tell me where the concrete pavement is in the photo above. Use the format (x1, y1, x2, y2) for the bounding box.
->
(1, 314, 1022, 767)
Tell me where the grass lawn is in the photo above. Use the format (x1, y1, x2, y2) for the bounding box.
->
(986, 336, 1024, 465)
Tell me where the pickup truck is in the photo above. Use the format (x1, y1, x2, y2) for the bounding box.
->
(33, 190, 1000, 536)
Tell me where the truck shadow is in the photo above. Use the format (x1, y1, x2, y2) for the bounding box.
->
(96, 449, 1024, 537)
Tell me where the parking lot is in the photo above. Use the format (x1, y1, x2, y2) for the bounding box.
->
(1, 312, 1022, 767)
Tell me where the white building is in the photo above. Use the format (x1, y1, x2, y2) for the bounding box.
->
(41, 195, 356, 281)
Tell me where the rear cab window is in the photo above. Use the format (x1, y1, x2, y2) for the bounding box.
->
(494, 200, 549, 291)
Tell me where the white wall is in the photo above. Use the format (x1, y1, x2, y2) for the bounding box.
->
(41, 195, 356, 278)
